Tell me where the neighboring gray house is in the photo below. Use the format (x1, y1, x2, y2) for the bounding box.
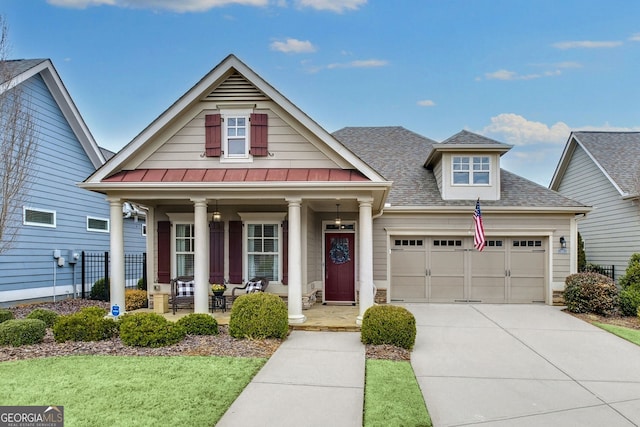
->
(81, 55, 589, 324)
(550, 131, 640, 281)
(0, 59, 146, 305)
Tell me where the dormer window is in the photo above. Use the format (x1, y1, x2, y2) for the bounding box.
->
(453, 156, 490, 185)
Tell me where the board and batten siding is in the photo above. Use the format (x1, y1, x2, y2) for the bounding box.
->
(139, 108, 341, 170)
(556, 145, 640, 281)
(0, 74, 145, 303)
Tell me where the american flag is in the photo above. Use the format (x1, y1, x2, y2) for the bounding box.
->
(474, 199, 486, 251)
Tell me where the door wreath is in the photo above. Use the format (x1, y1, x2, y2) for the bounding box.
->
(330, 237, 351, 265)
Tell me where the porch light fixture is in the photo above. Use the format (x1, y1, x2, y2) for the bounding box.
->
(212, 201, 221, 222)
(559, 236, 566, 249)
(334, 204, 341, 226)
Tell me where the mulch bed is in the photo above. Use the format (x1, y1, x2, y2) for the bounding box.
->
(566, 310, 640, 330)
(1, 299, 409, 362)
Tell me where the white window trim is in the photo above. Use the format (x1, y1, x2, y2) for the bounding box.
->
(239, 212, 287, 284)
(87, 216, 110, 233)
(220, 108, 253, 163)
(23, 206, 56, 228)
(452, 156, 491, 186)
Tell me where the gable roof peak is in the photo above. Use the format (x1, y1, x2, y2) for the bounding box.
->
(440, 130, 512, 148)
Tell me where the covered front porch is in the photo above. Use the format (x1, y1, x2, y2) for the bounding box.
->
(104, 190, 387, 326)
(136, 299, 362, 332)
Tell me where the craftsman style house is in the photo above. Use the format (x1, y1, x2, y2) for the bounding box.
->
(81, 55, 589, 324)
(550, 131, 640, 281)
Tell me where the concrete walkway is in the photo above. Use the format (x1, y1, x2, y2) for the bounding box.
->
(216, 331, 364, 427)
(405, 303, 640, 427)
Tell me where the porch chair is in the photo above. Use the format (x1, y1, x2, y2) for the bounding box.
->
(170, 276, 195, 314)
(231, 277, 269, 301)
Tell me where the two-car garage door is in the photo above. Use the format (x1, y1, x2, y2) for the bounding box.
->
(390, 236, 546, 303)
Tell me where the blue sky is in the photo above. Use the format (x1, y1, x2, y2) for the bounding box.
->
(3, 0, 640, 186)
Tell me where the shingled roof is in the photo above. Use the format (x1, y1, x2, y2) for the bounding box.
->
(571, 131, 640, 196)
(333, 126, 587, 209)
(0, 59, 47, 84)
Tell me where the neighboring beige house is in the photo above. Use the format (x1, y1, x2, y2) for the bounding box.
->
(81, 55, 589, 325)
(550, 131, 640, 281)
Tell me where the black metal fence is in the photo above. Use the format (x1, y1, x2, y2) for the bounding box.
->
(580, 263, 615, 280)
(81, 252, 147, 300)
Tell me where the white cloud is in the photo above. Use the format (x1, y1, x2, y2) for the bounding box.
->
(481, 113, 570, 145)
(483, 69, 555, 81)
(630, 33, 640, 42)
(270, 38, 316, 53)
(295, 0, 366, 13)
(417, 99, 435, 107)
(47, 0, 268, 12)
(552, 40, 623, 49)
(326, 59, 388, 69)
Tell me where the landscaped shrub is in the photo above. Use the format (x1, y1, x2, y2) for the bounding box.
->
(0, 319, 47, 346)
(620, 288, 640, 316)
(90, 278, 109, 301)
(229, 293, 288, 339)
(53, 307, 118, 343)
(0, 309, 13, 324)
(125, 289, 148, 311)
(176, 313, 219, 335)
(26, 308, 59, 328)
(361, 305, 416, 350)
(564, 272, 618, 316)
(137, 278, 146, 290)
(119, 313, 186, 347)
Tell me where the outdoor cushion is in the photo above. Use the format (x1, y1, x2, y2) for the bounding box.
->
(177, 280, 195, 296)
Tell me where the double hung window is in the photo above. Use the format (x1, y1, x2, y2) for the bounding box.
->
(175, 224, 195, 277)
(453, 156, 490, 185)
(247, 223, 279, 281)
(225, 116, 248, 158)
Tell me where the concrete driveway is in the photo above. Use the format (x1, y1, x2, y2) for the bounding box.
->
(404, 304, 640, 427)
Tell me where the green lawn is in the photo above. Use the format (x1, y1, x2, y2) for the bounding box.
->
(0, 352, 432, 427)
(593, 322, 640, 346)
(0, 355, 266, 427)
(364, 359, 432, 427)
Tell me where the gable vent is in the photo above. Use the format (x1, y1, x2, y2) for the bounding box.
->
(204, 72, 269, 102)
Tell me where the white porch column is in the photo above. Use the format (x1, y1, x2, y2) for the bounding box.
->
(192, 198, 209, 314)
(107, 197, 125, 316)
(357, 197, 375, 325)
(286, 197, 306, 324)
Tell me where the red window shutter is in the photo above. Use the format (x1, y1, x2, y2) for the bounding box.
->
(229, 221, 243, 283)
(209, 221, 224, 284)
(205, 114, 222, 157)
(250, 113, 268, 157)
(157, 221, 171, 283)
(281, 220, 288, 285)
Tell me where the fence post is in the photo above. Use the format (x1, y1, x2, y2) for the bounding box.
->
(81, 251, 86, 299)
(142, 252, 147, 290)
(104, 251, 110, 301)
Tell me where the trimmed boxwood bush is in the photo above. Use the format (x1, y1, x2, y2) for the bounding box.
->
(119, 313, 186, 347)
(229, 293, 288, 339)
(618, 253, 640, 316)
(0, 309, 13, 324)
(564, 272, 618, 316)
(26, 308, 59, 328)
(53, 307, 118, 343)
(0, 319, 47, 346)
(176, 313, 219, 335)
(125, 289, 148, 311)
(90, 278, 109, 301)
(361, 305, 416, 350)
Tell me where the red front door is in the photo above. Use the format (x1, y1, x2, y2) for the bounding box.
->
(325, 233, 355, 303)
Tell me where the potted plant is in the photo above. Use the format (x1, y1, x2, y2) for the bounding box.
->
(211, 283, 226, 296)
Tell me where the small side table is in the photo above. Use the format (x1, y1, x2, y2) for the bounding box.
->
(211, 294, 226, 312)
